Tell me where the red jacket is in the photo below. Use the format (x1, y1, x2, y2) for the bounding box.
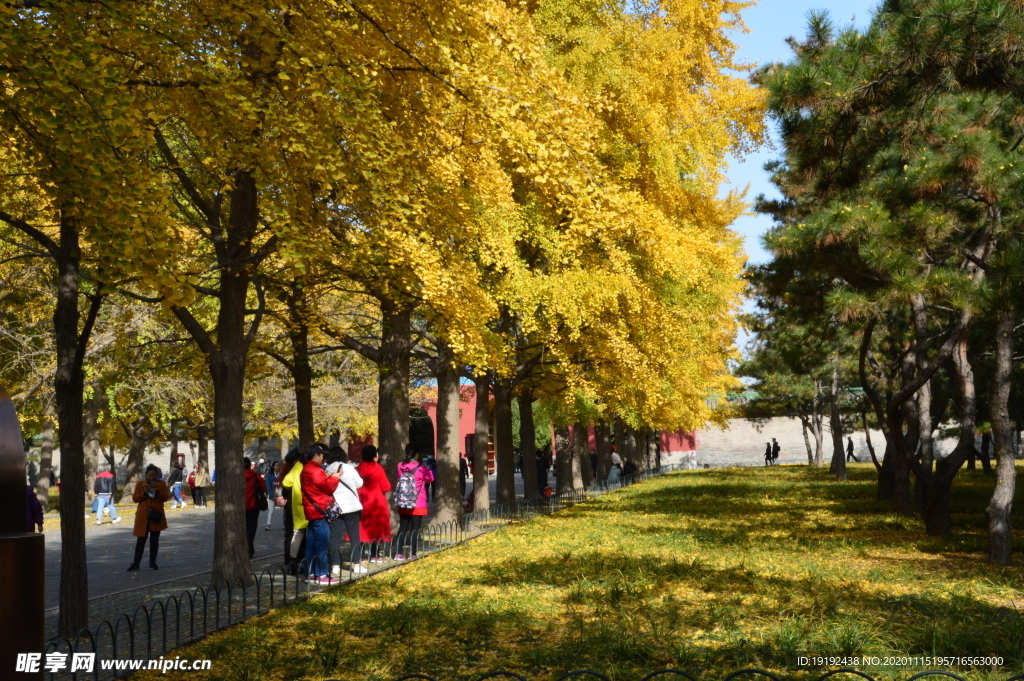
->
(244, 469, 266, 511)
(301, 461, 339, 520)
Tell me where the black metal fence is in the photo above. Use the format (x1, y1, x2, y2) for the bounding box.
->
(42, 464, 688, 680)
(373, 672, 1024, 681)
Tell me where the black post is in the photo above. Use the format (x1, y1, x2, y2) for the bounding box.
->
(0, 386, 44, 680)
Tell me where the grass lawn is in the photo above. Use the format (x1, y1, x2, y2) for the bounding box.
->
(137, 464, 1024, 681)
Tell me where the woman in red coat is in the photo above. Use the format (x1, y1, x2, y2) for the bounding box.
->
(355, 445, 391, 562)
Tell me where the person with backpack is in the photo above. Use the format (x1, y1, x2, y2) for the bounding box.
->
(324, 447, 366, 577)
(771, 438, 780, 465)
(355, 445, 391, 563)
(394, 444, 434, 560)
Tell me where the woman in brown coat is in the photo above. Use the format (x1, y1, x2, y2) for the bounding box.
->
(128, 464, 169, 571)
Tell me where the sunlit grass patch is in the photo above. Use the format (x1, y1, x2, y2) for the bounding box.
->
(135, 464, 1024, 681)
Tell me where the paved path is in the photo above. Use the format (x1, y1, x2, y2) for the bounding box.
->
(44, 504, 288, 612)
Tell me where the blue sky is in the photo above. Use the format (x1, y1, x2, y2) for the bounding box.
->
(723, 0, 880, 265)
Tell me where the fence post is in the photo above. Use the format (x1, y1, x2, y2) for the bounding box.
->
(0, 385, 44, 680)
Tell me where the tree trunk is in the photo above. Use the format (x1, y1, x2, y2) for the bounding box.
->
(519, 392, 538, 500)
(987, 308, 1015, 565)
(377, 300, 411, 490)
(877, 443, 895, 501)
(493, 382, 515, 504)
(614, 416, 625, 464)
(799, 415, 814, 465)
(812, 385, 824, 466)
(624, 428, 638, 468)
(595, 419, 611, 481)
(197, 169, 262, 586)
(289, 285, 316, 450)
(573, 422, 589, 488)
(54, 213, 89, 637)
(472, 375, 490, 511)
(554, 425, 572, 493)
(649, 428, 660, 469)
(828, 359, 847, 481)
(432, 352, 463, 525)
(980, 433, 993, 475)
(169, 417, 179, 470)
(83, 379, 102, 502)
(119, 419, 150, 504)
(36, 403, 55, 509)
(196, 423, 210, 471)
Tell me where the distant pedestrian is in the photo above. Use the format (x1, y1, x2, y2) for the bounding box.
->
(764, 443, 772, 466)
(623, 460, 636, 478)
(301, 444, 342, 584)
(187, 465, 197, 500)
(589, 450, 598, 478)
(771, 438, 780, 465)
(281, 449, 307, 574)
(536, 447, 549, 493)
(193, 463, 209, 507)
(356, 445, 391, 563)
(264, 460, 281, 530)
(167, 463, 186, 508)
(459, 452, 470, 500)
(128, 465, 168, 571)
(92, 466, 121, 525)
(609, 446, 623, 483)
(243, 457, 267, 559)
(846, 437, 857, 462)
(325, 447, 365, 577)
(394, 444, 433, 560)
(422, 453, 437, 500)
(26, 484, 43, 532)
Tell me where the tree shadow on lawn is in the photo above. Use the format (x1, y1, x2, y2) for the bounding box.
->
(197, 552, 1024, 681)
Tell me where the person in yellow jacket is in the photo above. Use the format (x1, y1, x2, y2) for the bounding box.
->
(281, 449, 307, 575)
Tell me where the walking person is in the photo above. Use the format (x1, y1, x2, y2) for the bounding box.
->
(167, 462, 186, 503)
(356, 445, 391, 562)
(264, 460, 281, 530)
(325, 447, 366, 577)
(128, 465, 168, 571)
(771, 438, 780, 465)
(846, 437, 857, 462)
(93, 465, 121, 524)
(281, 449, 307, 574)
(536, 447, 549, 493)
(394, 445, 434, 560)
(167, 463, 186, 508)
(243, 457, 267, 559)
(193, 462, 210, 507)
(301, 444, 342, 584)
(764, 442, 772, 466)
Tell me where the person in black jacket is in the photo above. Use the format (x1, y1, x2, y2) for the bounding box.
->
(167, 463, 186, 508)
(93, 466, 121, 525)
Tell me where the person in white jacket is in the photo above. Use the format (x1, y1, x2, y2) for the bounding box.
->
(325, 447, 366, 576)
